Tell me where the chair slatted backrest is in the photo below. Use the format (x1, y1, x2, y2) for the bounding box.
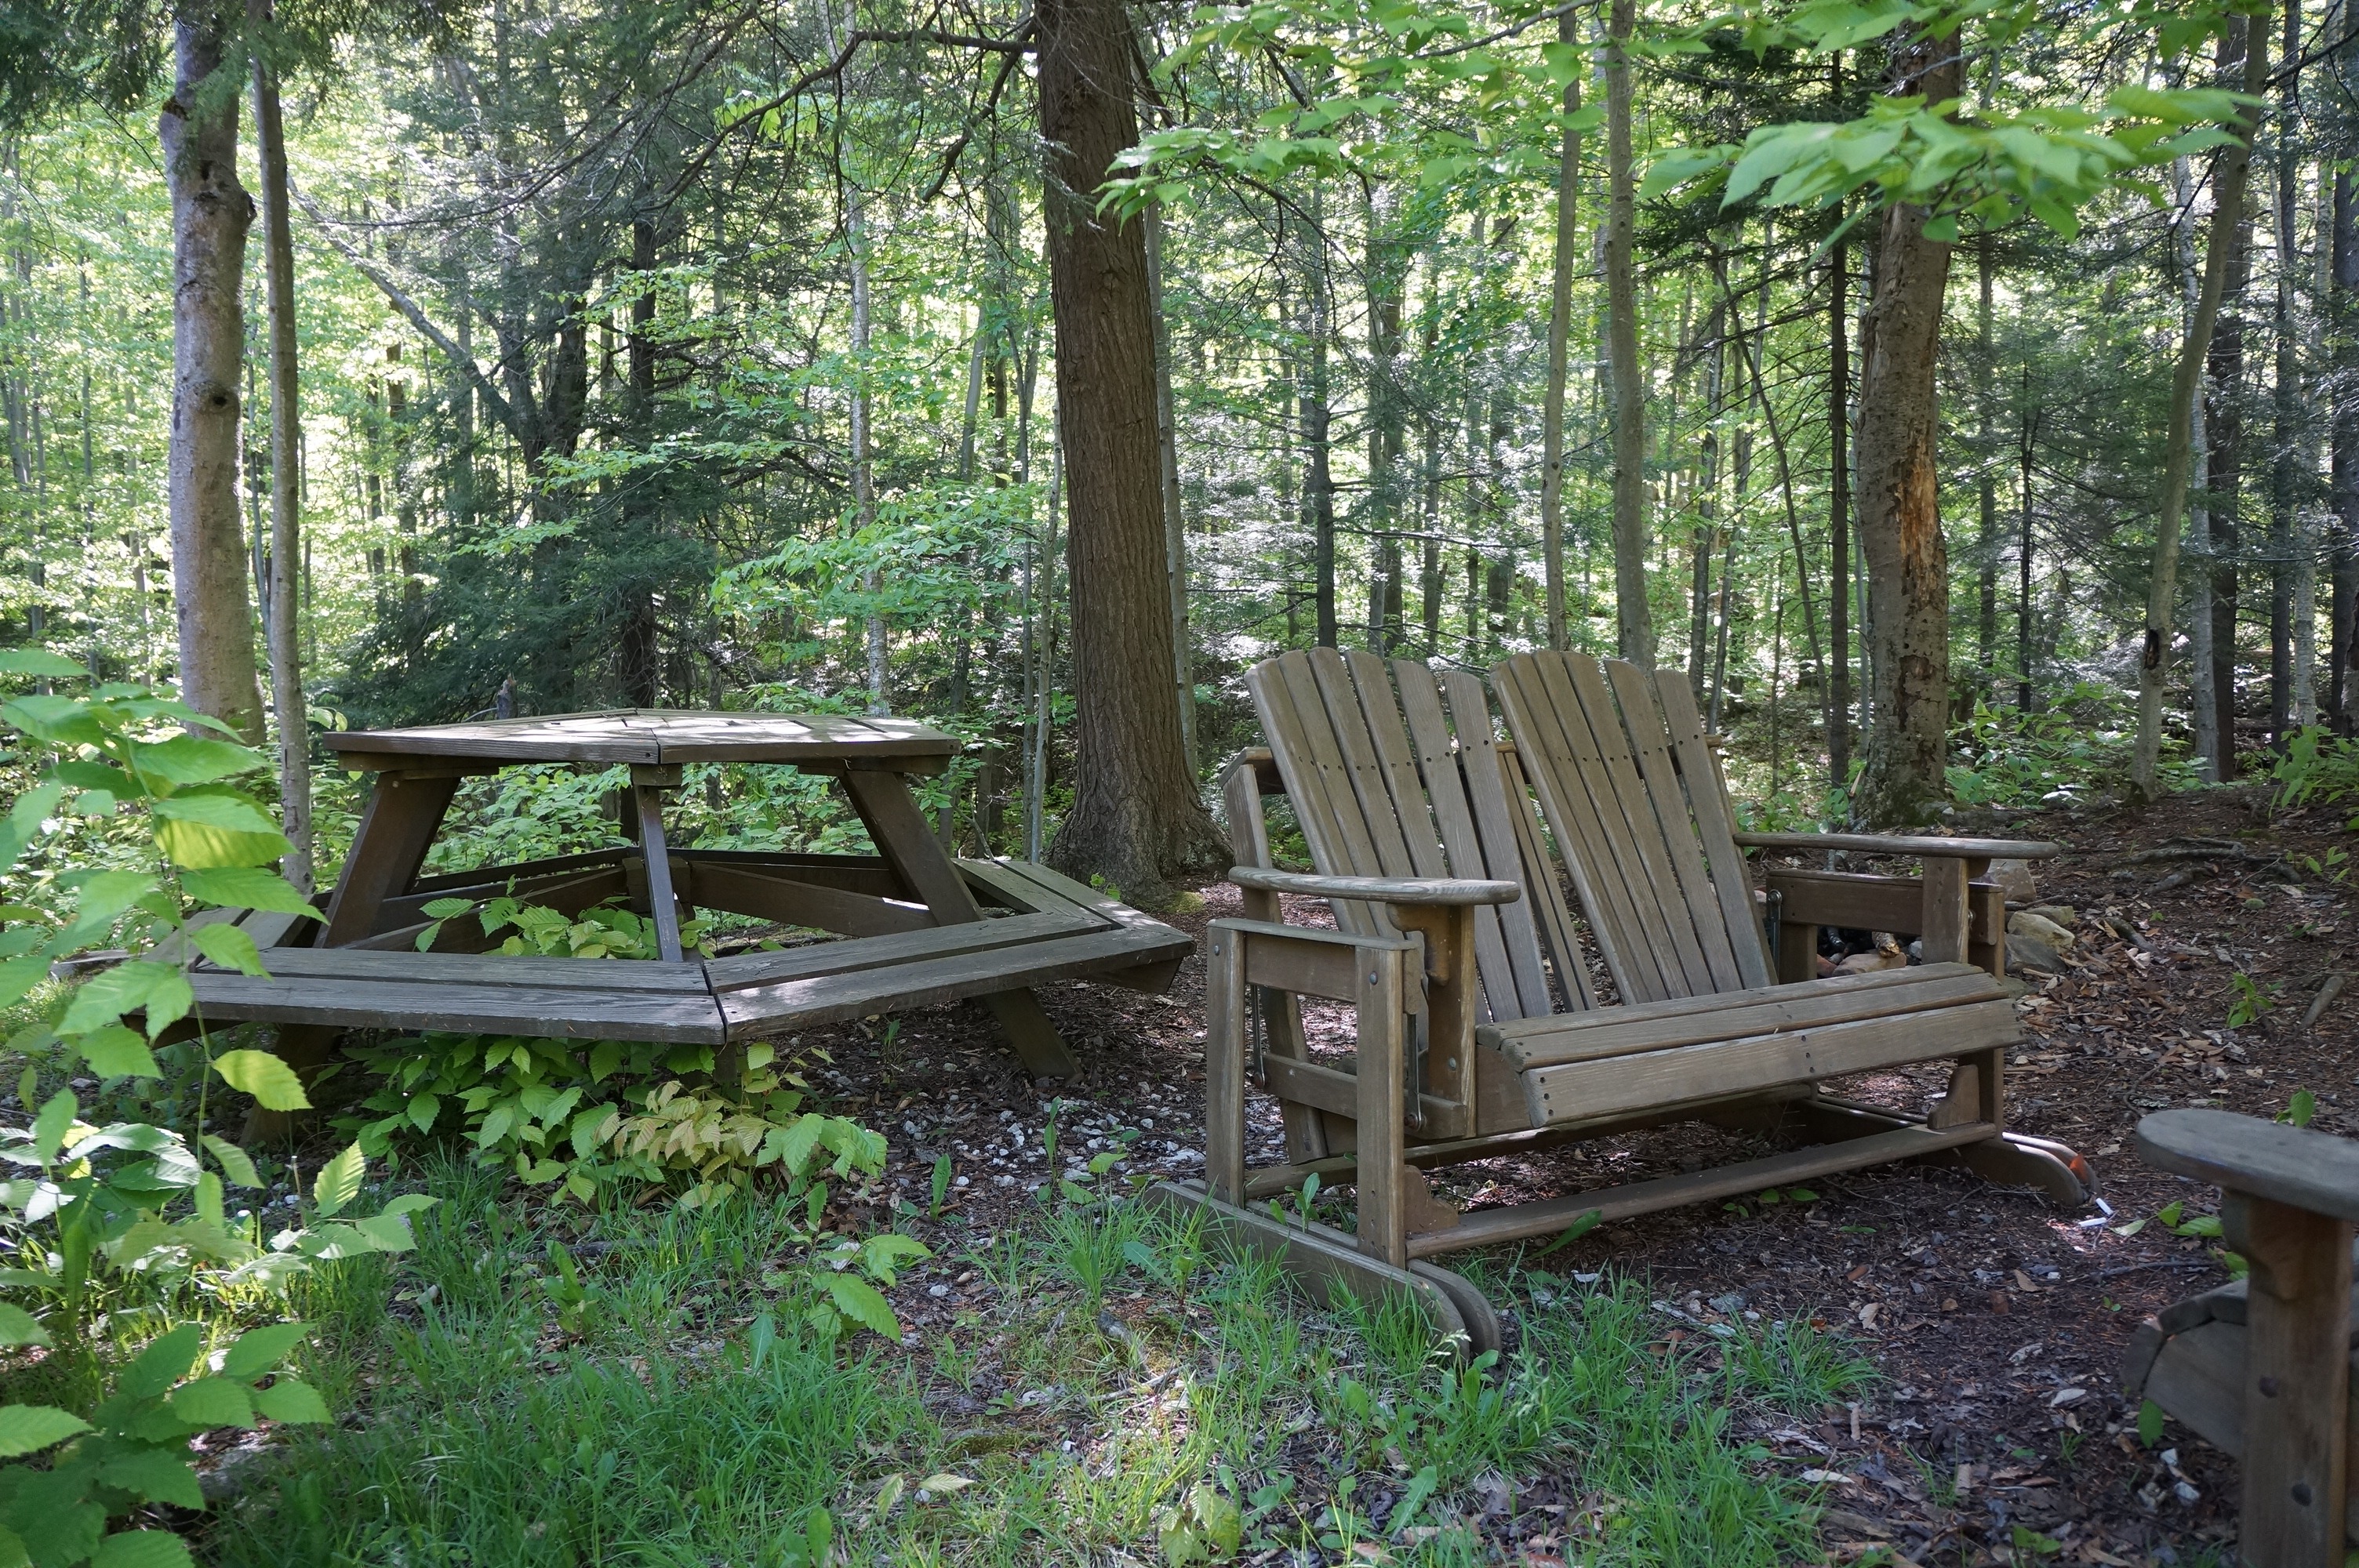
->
(1244, 648, 1589, 1022)
(1490, 652, 1774, 1005)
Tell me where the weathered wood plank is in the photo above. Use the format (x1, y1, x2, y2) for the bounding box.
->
(1765, 867, 2003, 942)
(2139, 1110, 2359, 1225)
(1252, 655, 1391, 938)
(1205, 923, 1250, 1203)
(2224, 1191, 2354, 1566)
(1523, 999, 2020, 1125)
(1649, 666, 1776, 985)
(703, 909, 1099, 990)
(1601, 659, 1747, 992)
(1492, 655, 1669, 1001)
(203, 945, 713, 992)
(325, 710, 959, 768)
(1489, 965, 1999, 1069)
(1440, 670, 1565, 1017)
(1403, 1121, 1996, 1258)
(1494, 738, 1594, 1012)
(185, 971, 728, 1042)
(684, 861, 935, 938)
(321, 772, 460, 947)
(1554, 654, 1716, 996)
(1308, 648, 1423, 884)
(1391, 662, 1519, 1022)
(1733, 829, 2065, 859)
(715, 922, 1191, 1039)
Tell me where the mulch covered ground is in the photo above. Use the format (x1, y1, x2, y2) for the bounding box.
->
(797, 784, 2354, 1567)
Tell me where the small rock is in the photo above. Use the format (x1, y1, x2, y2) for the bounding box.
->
(1986, 858, 2038, 902)
(2008, 910, 2075, 951)
(2006, 934, 2065, 975)
(2024, 903, 2077, 930)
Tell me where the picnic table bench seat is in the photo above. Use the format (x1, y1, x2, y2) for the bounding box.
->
(177, 855, 1190, 1048)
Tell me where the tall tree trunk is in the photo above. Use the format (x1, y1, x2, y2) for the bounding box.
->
(1828, 233, 1852, 792)
(1976, 233, 1997, 695)
(2180, 151, 2221, 780)
(2268, 0, 2301, 746)
(1302, 200, 1336, 648)
(1689, 322, 1722, 695)
(1037, 0, 1224, 902)
(2334, 168, 2358, 732)
(162, 9, 264, 744)
(1539, 14, 1581, 652)
(2208, 143, 2256, 776)
(620, 216, 661, 708)
(848, 178, 885, 714)
(1364, 195, 1404, 653)
(247, 0, 311, 891)
(2132, 12, 2266, 797)
(1603, 0, 1653, 663)
(1850, 35, 1960, 827)
(1143, 205, 1196, 775)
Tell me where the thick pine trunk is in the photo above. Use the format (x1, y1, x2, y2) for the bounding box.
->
(1850, 37, 1957, 827)
(163, 9, 264, 744)
(1603, 0, 1652, 663)
(248, 1, 311, 890)
(1038, 0, 1224, 903)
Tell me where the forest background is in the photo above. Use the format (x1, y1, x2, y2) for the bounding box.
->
(0, 0, 2347, 907)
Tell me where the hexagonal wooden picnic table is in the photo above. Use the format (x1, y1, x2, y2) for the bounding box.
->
(184, 710, 1192, 1080)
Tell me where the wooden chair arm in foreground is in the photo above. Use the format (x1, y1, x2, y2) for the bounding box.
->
(2121, 1109, 2357, 1566)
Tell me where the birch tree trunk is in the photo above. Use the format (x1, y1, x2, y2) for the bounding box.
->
(2133, 11, 2267, 798)
(1038, 0, 1224, 902)
(248, 0, 311, 891)
(1850, 34, 1959, 827)
(162, 9, 264, 744)
(1143, 205, 1195, 773)
(1602, 0, 1653, 663)
(1539, 13, 1580, 652)
(2333, 167, 2358, 732)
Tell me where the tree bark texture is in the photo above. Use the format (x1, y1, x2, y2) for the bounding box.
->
(248, 0, 312, 890)
(1828, 235, 1852, 790)
(1038, 0, 1224, 903)
(1849, 35, 1958, 827)
(163, 9, 264, 745)
(2133, 12, 2266, 797)
(1540, 13, 1579, 652)
(1603, 0, 1652, 664)
(2333, 169, 2358, 731)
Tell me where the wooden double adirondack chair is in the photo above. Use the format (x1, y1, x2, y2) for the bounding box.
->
(1150, 648, 2088, 1352)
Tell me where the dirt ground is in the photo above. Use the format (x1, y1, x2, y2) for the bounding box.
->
(794, 786, 2354, 1567)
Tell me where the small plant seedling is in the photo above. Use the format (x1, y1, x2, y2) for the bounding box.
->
(930, 1153, 954, 1217)
(2226, 971, 2281, 1029)
(2277, 1089, 2317, 1128)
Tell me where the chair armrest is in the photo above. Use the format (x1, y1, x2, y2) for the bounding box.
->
(1227, 866, 1521, 907)
(2136, 1109, 2359, 1223)
(1734, 830, 2064, 860)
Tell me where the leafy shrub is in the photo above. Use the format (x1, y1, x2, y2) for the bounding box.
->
(2270, 725, 2359, 815)
(0, 1319, 328, 1568)
(1945, 688, 2201, 808)
(413, 893, 710, 958)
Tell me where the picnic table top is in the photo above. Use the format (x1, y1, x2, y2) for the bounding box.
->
(322, 709, 958, 768)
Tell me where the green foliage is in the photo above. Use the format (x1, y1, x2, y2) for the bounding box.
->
(414, 894, 711, 959)
(0, 1319, 325, 1568)
(1944, 691, 2197, 809)
(1653, 0, 2252, 241)
(2270, 726, 2359, 817)
(2225, 971, 2279, 1029)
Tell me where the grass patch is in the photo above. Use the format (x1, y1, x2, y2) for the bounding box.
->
(209, 1171, 1863, 1566)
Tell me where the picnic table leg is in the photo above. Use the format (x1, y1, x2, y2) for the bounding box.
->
(249, 770, 460, 1140)
(838, 766, 1081, 1078)
(629, 765, 687, 964)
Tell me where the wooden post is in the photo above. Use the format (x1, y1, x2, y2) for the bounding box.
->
(320, 772, 460, 946)
(1919, 856, 1972, 966)
(839, 764, 1079, 1077)
(1777, 918, 1820, 985)
(1354, 944, 1408, 1267)
(631, 764, 687, 964)
(1205, 922, 1249, 1204)
(1389, 902, 1475, 1138)
(2223, 1192, 2354, 1568)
